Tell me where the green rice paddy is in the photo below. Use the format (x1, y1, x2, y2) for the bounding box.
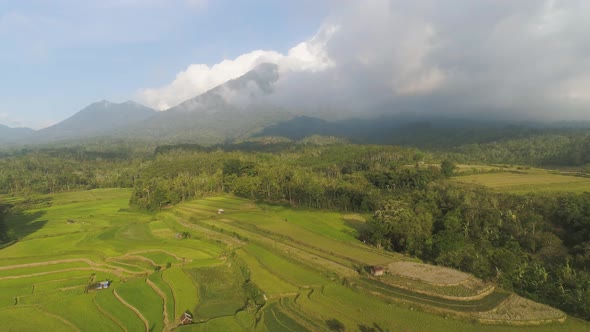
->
(453, 167, 590, 194)
(0, 188, 588, 331)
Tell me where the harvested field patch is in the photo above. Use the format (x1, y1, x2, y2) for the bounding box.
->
(388, 262, 471, 285)
(475, 295, 566, 324)
(452, 169, 590, 193)
(381, 274, 492, 299)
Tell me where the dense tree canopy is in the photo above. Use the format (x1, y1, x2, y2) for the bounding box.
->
(364, 186, 590, 319)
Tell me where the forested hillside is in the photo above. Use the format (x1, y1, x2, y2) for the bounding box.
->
(364, 185, 590, 319)
(0, 145, 147, 195)
(0, 139, 588, 320)
(447, 133, 590, 168)
(130, 144, 430, 212)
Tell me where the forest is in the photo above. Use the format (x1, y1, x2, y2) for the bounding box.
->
(0, 135, 589, 320)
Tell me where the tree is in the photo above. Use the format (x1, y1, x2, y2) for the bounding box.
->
(441, 160, 456, 177)
(370, 199, 433, 255)
(326, 319, 345, 332)
(0, 205, 6, 244)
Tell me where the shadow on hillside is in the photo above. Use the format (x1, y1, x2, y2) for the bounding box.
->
(342, 218, 368, 239)
(358, 323, 385, 332)
(2, 204, 48, 242)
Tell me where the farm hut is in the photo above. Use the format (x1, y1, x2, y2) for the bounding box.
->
(96, 281, 111, 289)
(180, 312, 193, 325)
(217, 209, 224, 214)
(88, 280, 111, 291)
(371, 266, 385, 277)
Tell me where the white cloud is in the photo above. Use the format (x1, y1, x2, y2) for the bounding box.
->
(138, 0, 590, 120)
(137, 24, 337, 110)
(138, 50, 282, 110)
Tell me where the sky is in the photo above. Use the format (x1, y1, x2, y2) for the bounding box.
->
(1, 0, 590, 129)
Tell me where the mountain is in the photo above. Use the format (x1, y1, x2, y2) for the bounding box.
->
(0, 124, 35, 143)
(120, 63, 293, 144)
(36, 100, 156, 141)
(256, 114, 582, 149)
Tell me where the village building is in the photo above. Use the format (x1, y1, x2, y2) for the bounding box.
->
(86, 280, 111, 292)
(180, 312, 193, 325)
(96, 280, 111, 290)
(371, 266, 385, 277)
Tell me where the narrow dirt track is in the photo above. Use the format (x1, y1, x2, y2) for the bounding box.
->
(93, 297, 128, 332)
(146, 278, 172, 331)
(0, 257, 148, 277)
(0, 267, 119, 281)
(129, 249, 184, 261)
(0, 258, 96, 271)
(38, 307, 81, 332)
(113, 289, 150, 332)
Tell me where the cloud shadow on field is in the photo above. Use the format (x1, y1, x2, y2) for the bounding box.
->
(1, 199, 50, 243)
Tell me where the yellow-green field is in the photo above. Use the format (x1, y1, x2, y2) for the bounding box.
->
(453, 167, 590, 194)
(0, 189, 589, 331)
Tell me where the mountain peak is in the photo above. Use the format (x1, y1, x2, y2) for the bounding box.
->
(169, 62, 280, 114)
(36, 100, 157, 140)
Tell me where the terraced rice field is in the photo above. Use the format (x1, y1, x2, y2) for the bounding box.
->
(453, 167, 590, 193)
(0, 189, 588, 331)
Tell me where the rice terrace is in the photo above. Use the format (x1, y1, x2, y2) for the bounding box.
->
(0, 188, 587, 331)
(452, 166, 590, 194)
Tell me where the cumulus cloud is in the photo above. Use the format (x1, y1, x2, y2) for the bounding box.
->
(139, 0, 590, 120)
(138, 24, 336, 110)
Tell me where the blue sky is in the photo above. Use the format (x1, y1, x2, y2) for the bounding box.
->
(2, 1, 590, 128)
(0, 0, 330, 128)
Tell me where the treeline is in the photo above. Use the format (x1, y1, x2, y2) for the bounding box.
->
(0, 151, 143, 195)
(129, 145, 435, 212)
(0, 205, 7, 246)
(364, 185, 590, 319)
(445, 132, 590, 168)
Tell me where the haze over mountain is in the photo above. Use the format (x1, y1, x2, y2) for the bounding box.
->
(34, 100, 157, 141)
(0, 63, 290, 145)
(3, 1, 590, 131)
(0, 124, 35, 143)
(3, 58, 590, 148)
(136, 1, 590, 123)
(118, 63, 293, 144)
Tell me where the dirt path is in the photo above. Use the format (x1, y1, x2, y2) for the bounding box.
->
(0, 258, 96, 271)
(118, 255, 158, 267)
(161, 273, 178, 318)
(0, 267, 121, 281)
(129, 249, 184, 261)
(0, 258, 140, 277)
(146, 278, 171, 331)
(93, 297, 128, 332)
(38, 308, 81, 332)
(171, 214, 244, 248)
(113, 289, 150, 332)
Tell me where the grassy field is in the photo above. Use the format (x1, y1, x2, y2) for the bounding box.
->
(163, 266, 200, 319)
(453, 167, 590, 193)
(94, 288, 146, 331)
(0, 189, 588, 331)
(186, 264, 247, 319)
(117, 277, 164, 331)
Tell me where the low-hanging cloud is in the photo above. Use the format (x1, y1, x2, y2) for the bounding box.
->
(138, 0, 590, 120)
(138, 25, 336, 110)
